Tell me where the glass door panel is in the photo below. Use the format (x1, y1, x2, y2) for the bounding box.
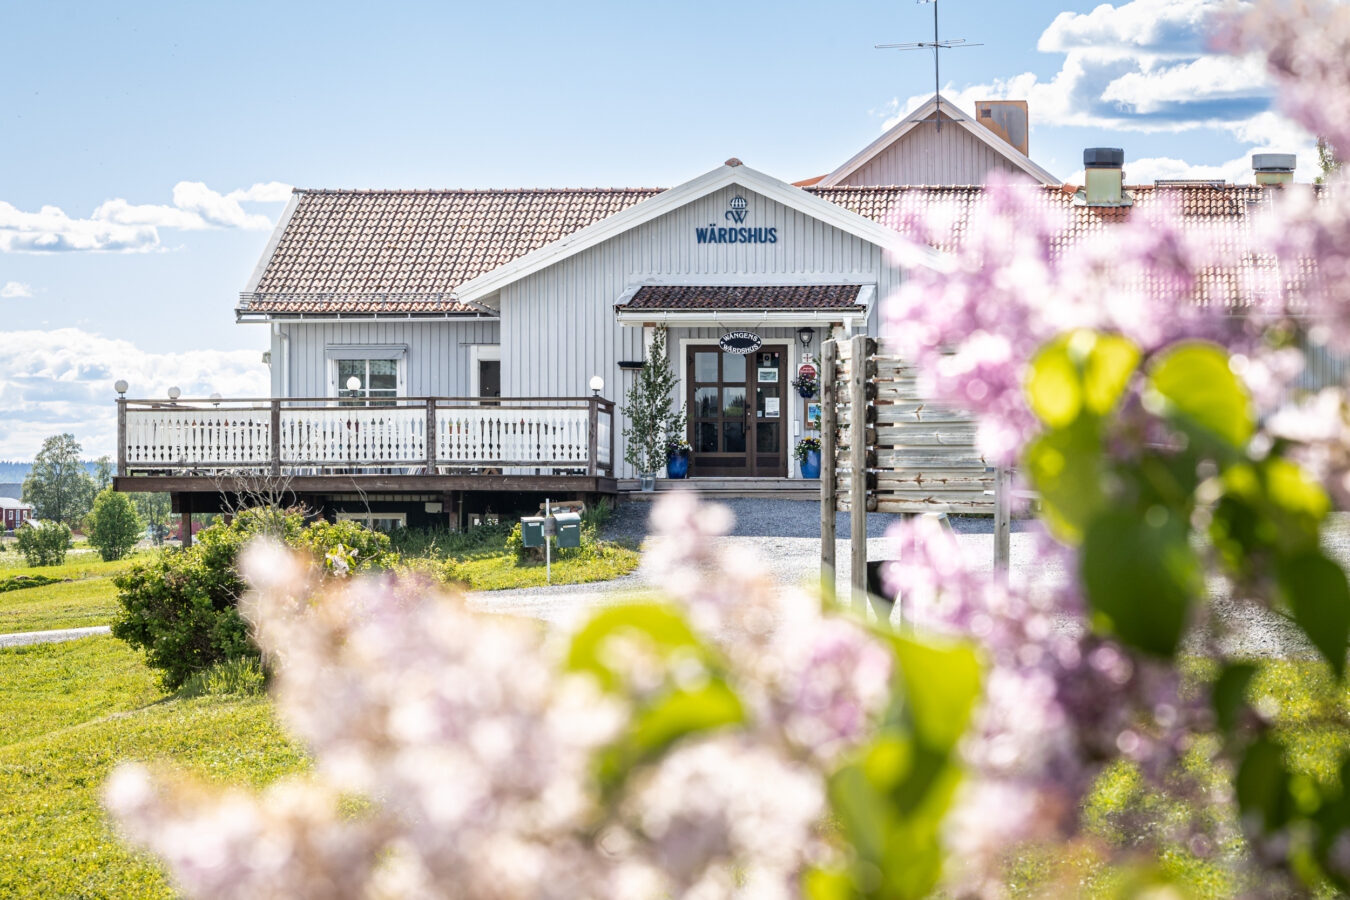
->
(687, 344, 787, 478)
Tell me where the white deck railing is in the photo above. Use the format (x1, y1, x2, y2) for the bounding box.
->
(118, 396, 615, 478)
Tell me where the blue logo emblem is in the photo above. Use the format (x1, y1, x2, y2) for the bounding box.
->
(725, 195, 748, 224)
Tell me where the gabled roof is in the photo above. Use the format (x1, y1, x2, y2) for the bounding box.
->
(238, 187, 662, 317)
(449, 161, 942, 305)
(817, 94, 1061, 188)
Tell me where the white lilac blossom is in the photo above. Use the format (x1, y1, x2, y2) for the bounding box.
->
(106, 492, 893, 898)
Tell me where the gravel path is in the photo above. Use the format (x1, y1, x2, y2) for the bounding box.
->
(0, 625, 111, 648)
(469, 498, 1349, 659)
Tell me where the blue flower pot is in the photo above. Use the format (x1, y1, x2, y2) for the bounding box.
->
(801, 449, 820, 479)
(667, 450, 689, 479)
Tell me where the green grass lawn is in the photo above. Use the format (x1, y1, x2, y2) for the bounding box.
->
(0, 553, 150, 635)
(393, 513, 642, 591)
(0, 636, 308, 898)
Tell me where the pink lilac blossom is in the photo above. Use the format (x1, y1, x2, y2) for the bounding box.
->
(106, 492, 894, 898)
(883, 516, 1206, 889)
(885, 178, 1247, 464)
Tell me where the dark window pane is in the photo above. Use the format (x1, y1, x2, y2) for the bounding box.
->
(723, 387, 745, 417)
(697, 422, 718, 453)
(724, 422, 746, 453)
(757, 422, 780, 453)
(478, 361, 501, 398)
(722, 353, 746, 383)
(695, 387, 718, 418)
(694, 352, 719, 382)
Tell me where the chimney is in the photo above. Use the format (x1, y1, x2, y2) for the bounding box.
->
(975, 100, 1029, 156)
(1252, 153, 1296, 185)
(1083, 148, 1127, 206)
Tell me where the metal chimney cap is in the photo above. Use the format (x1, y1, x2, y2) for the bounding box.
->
(1252, 152, 1297, 172)
(1083, 147, 1125, 168)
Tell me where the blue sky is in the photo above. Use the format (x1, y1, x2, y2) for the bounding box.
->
(0, 0, 1312, 458)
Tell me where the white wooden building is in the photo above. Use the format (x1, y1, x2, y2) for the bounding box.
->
(113, 98, 1309, 531)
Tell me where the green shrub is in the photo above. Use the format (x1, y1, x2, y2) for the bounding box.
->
(112, 508, 396, 690)
(0, 573, 63, 593)
(15, 521, 72, 567)
(86, 488, 144, 562)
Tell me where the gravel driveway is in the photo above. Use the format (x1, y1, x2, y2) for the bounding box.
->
(468, 498, 1348, 659)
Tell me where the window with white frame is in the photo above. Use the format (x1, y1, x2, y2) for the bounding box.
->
(334, 357, 400, 405)
(336, 511, 407, 533)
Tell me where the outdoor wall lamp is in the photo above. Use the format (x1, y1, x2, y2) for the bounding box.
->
(797, 327, 814, 350)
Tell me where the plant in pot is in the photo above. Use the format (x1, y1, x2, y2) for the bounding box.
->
(665, 437, 691, 480)
(791, 371, 818, 399)
(620, 327, 686, 491)
(794, 436, 822, 479)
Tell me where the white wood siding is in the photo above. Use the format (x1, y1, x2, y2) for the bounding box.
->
(500, 184, 900, 476)
(835, 120, 1025, 187)
(273, 319, 499, 398)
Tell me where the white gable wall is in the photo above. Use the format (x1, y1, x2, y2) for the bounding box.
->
(834, 118, 1027, 187)
(499, 183, 900, 477)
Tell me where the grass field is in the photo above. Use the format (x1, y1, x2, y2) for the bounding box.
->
(0, 552, 150, 635)
(0, 636, 308, 898)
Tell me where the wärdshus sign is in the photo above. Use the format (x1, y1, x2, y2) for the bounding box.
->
(719, 331, 762, 354)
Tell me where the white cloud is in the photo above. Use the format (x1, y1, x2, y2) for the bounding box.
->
(0, 328, 269, 457)
(1100, 54, 1270, 114)
(0, 281, 32, 299)
(1038, 0, 1226, 56)
(1, 180, 292, 254)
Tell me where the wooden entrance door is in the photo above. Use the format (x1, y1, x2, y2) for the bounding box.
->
(687, 345, 787, 477)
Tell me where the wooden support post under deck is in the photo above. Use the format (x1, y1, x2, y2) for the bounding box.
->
(587, 397, 599, 478)
(269, 399, 281, 477)
(425, 399, 437, 476)
(849, 334, 872, 612)
(180, 494, 193, 549)
(819, 340, 838, 604)
(116, 397, 127, 478)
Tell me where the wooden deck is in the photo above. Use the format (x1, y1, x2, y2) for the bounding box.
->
(115, 395, 617, 495)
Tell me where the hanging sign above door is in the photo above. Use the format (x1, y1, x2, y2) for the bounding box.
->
(719, 331, 762, 354)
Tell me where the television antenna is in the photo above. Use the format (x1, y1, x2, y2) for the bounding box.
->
(875, 0, 982, 132)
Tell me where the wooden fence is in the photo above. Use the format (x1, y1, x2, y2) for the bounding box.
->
(819, 336, 1011, 606)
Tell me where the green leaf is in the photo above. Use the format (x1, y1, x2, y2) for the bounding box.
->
(1278, 551, 1350, 677)
(627, 679, 744, 762)
(1147, 341, 1254, 449)
(566, 603, 706, 692)
(1081, 508, 1201, 656)
(1213, 662, 1257, 733)
(1025, 418, 1105, 544)
(1236, 737, 1293, 831)
(1027, 331, 1140, 427)
(890, 636, 981, 753)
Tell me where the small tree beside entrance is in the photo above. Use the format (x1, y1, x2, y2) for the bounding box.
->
(620, 327, 685, 479)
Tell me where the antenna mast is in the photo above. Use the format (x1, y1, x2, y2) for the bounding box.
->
(875, 0, 982, 132)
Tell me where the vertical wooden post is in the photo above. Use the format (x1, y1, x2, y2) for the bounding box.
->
(607, 402, 616, 477)
(270, 399, 282, 477)
(426, 398, 437, 475)
(181, 494, 193, 549)
(587, 397, 599, 478)
(994, 466, 1011, 570)
(116, 397, 127, 478)
(849, 334, 871, 611)
(820, 340, 838, 603)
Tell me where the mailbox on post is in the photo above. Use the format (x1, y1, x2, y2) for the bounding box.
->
(518, 499, 583, 583)
(554, 512, 582, 549)
(520, 516, 546, 548)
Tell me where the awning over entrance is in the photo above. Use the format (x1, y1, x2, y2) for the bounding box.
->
(614, 283, 872, 327)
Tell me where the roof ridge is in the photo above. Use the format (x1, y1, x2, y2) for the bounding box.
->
(293, 187, 668, 196)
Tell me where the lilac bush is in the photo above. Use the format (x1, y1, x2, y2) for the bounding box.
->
(104, 1, 1350, 896)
